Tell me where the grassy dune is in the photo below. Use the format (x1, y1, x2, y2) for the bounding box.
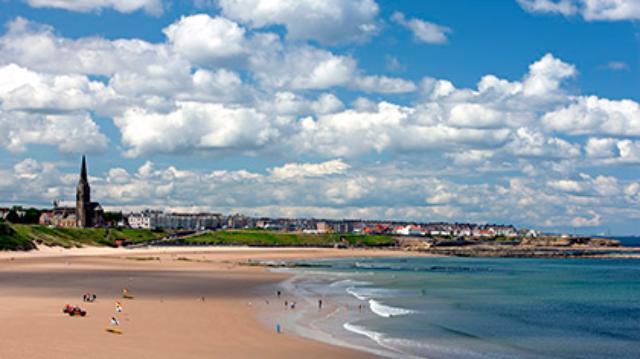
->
(0, 223, 166, 250)
(176, 230, 397, 248)
(0, 221, 36, 250)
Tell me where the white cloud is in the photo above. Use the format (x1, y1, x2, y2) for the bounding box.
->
(25, 0, 163, 15)
(571, 212, 602, 227)
(268, 159, 350, 179)
(296, 102, 511, 157)
(522, 53, 576, 97)
(391, 12, 451, 44)
(518, 0, 640, 21)
(506, 128, 581, 158)
(0, 63, 113, 112)
(114, 102, 280, 157)
(163, 15, 247, 65)
(0, 111, 108, 153)
(354, 75, 417, 93)
(0, 18, 179, 77)
(250, 45, 357, 90)
(543, 96, 640, 136)
(548, 179, 584, 193)
(218, 0, 380, 44)
(602, 61, 630, 71)
(517, 0, 577, 15)
(586, 138, 640, 164)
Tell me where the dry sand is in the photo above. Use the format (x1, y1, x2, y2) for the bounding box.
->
(0, 246, 414, 358)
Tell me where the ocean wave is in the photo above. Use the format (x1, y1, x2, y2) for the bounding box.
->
(329, 279, 371, 288)
(343, 322, 386, 345)
(369, 299, 415, 318)
(346, 286, 370, 301)
(354, 262, 403, 270)
(343, 323, 424, 359)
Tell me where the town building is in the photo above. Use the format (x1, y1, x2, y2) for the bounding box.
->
(127, 210, 223, 230)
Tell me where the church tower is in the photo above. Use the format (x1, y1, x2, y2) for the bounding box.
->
(76, 155, 91, 228)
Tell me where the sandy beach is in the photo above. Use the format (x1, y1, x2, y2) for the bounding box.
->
(0, 246, 413, 359)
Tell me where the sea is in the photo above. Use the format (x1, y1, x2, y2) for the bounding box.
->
(274, 255, 640, 359)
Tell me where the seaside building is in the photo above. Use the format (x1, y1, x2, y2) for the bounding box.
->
(127, 210, 223, 230)
(39, 203, 77, 228)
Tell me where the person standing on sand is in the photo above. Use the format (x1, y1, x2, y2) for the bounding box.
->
(277, 290, 281, 298)
(276, 323, 281, 334)
(318, 299, 323, 310)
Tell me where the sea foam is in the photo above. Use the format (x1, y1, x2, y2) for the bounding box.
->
(369, 299, 415, 318)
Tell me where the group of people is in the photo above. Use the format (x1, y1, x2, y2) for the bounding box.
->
(274, 290, 326, 334)
(110, 289, 132, 328)
(82, 293, 97, 302)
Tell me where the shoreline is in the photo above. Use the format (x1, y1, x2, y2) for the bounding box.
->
(2, 245, 639, 358)
(0, 246, 420, 359)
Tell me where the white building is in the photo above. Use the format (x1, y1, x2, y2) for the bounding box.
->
(127, 211, 223, 230)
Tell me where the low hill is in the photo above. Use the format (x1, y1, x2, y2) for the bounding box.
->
(0, 223, 166, 251)
(0, 220, 36, 250)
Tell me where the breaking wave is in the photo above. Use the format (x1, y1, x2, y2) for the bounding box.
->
(369, 299, 415, 318)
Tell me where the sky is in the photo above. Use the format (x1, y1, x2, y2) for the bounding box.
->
(0, 0, 639, 235)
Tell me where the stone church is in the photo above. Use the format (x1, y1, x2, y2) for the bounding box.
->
(76, 155, 104, 228)
(39, 156, 104, 228)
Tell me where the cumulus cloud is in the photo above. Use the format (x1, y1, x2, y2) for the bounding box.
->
(114, 102, 281, 157)
(218, 0, 380, 44)
(0, 63, 113, 112)
(250, 45, 357, 90)
(543, 96, 640, 136)
(518, 0, 640, 21)
(391, 12, 452, 44)
(295, 102, 512, 157)
(24, 0, 163, 15)
(353, 75, 417, 93)
(0, 111, 108, 153)
(506, 128, 581, 158)
(163, 14, 247, 65)
(268, 159, 350, 179)
(585, 138, 640, 164)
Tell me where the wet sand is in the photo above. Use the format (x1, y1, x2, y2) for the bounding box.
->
(0, 247, 411, 358)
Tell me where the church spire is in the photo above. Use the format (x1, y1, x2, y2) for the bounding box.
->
(80, 155, 88, 182)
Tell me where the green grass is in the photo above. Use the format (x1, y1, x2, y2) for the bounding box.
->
(0, 223, 166, 250)
(0, 220, 35, 250)
(176, 230, 397, 248)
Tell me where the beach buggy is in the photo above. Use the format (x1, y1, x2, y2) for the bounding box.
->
(63, 304, 87, 317)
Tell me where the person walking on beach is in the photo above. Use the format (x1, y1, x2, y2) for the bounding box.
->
(318, 299, 323, 310)
(277, 290, 281, 298)
(276, 323, 281, 334)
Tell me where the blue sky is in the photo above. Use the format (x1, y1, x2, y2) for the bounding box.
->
(0, 0, 639, 234)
